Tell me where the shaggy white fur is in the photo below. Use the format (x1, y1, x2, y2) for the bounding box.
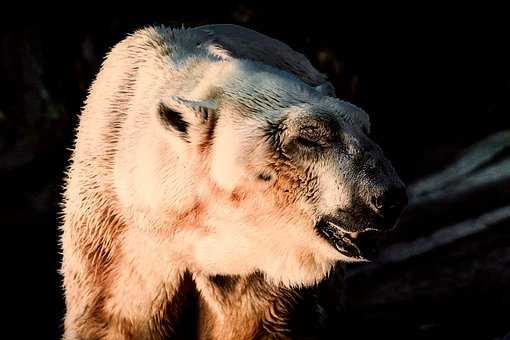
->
(61, 24, 371, 339)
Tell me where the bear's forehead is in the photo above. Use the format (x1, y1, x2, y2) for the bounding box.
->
(220, 60, 316, 107)
(283, 102, 369, 131)
(216, 59, 370, 131)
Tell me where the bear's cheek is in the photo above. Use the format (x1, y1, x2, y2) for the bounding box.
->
(209, 150, 244, 192)
(206, 124, 248, 191)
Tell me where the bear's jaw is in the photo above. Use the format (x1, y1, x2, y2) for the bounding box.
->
(189, 221, 340, 287)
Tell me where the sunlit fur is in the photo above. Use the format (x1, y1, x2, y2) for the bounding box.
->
(61, 25, 373, 339)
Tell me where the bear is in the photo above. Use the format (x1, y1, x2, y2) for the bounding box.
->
(60, 24, 407, 339)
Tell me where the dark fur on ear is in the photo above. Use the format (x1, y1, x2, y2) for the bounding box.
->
(158, 97, 218, 144)
(159, 102, 190, 138)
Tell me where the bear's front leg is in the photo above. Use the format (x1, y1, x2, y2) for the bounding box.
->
(62, 223, 192, 340)
(193, 272, 298, 340)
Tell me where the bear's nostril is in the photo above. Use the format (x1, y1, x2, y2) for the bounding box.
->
(371, 195, 383, 211)
(371, 185, 408, 217)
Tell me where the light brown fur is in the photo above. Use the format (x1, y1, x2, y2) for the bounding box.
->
(195, 273, 300, 339)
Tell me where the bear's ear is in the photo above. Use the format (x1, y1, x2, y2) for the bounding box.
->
(315, 82, 336, 97)
(158, 96, 217, 141)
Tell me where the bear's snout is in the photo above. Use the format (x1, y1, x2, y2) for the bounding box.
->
(369, 183, 408, 230)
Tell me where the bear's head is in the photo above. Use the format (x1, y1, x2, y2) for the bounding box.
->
(157, 60, 407, 285)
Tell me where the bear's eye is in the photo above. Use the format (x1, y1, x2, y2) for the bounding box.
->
(294, 136, 323, 149)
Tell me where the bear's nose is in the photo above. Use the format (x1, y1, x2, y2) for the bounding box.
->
(370, 184, 408, 226)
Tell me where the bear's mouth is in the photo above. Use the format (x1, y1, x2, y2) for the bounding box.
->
(316, 219, 379, 261)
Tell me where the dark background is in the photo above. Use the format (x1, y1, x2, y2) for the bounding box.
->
(1, 5, 507, 340)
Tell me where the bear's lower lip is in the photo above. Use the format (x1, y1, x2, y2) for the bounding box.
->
(316, 220, 374, 260)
